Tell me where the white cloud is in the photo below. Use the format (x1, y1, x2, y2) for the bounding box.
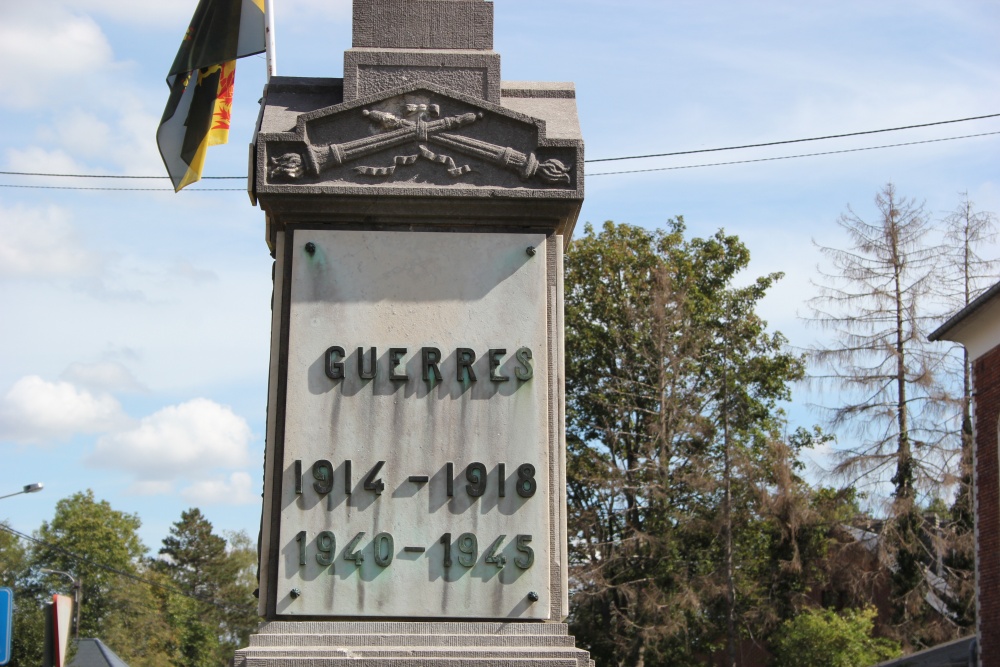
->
(4, 147, 92, 179)
(0, 3, 115, 109)
(129, 480, 174, 496)
(0, 375, 126, 443)
(0, 203, 102, 278)
(89, 398, 252, 480)
(107, 99, 166, 176)
(60, 361, 146, 394)
(9, 96, 172, 179)
(65, 0, 192, 27)
(285, 0, 351, 21)
(181, 472, 258, 506)
(40, 110, 114, 160)
(172, 260, 219, 285)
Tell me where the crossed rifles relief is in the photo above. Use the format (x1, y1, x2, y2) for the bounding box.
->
(268, 103, 573, 185)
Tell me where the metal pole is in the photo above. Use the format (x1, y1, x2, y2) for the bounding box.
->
(72, 578, 81, 641)
(264, 0, 277, 79)
(39, 570, 80, 640)
(0, 483, 44, 501)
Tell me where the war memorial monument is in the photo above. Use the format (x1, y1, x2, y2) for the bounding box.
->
(234, 1, 592, 663)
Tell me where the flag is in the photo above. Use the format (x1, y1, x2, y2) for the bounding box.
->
(157, 0, 265, 191)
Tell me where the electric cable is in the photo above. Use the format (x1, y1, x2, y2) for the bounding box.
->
(0, 185, 244, 192)
(585, 112, 1000, 163)
(0, 111, 995, 183)
(588, 131, 1000, 177)
(0, 172, 241, 179)
(0, 131, 995, 191)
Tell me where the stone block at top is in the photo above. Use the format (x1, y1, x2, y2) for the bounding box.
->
(345, 0, 499, 102)
(353, 0, 493, 50)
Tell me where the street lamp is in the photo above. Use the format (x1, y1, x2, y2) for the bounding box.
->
(0, 482, 44, 500)
(40, 568, 82, 640)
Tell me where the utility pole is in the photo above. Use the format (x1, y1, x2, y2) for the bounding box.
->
(40, 570, 81, 640)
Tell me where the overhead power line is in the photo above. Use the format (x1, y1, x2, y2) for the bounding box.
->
(0, 172, 241, 180)
(0, 523, 249, 615)
(0, 184, 244, 192)
(0, 131, 995, 191)
(589, 132, 1000, 177)
(586, 112, 1000, 163)
(0, 111, 996, 185)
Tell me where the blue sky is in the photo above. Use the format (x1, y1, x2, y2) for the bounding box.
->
(1, 0, 997, 552)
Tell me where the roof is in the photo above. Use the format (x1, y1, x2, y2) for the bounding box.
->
(873, 636, 976, 667)
(928, 279, 1000, 342)
(67, 639, 131, 667)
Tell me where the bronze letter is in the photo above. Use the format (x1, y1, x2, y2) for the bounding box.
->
(358, 346, 378, 379)
(325, 346, 346, 380)
(488, 348, 509, 382)
(515, 347, 534, 381)
(389, 348, 408, 381)
(422, 347, 442, 385)
(456, 347, 477, 383)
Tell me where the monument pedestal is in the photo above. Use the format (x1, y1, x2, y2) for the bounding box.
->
(242, 1, 590, 664)
(233, 622, 594, 666)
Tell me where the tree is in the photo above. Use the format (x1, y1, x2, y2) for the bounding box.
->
(218, 529, 261, 652)
(773, 606, 901, 667)
(565, 220, 806, 666)
(0, 521, 44, 667)
(100, 571, 178, 667)
(4, 497, 258, 666)
(160, 508, 232, 602)
(7, 490, 175, 666)
(33, 490, 146, 641)
(935, 193, 997, 628)
(0, 521, 27, 588)
(808, 183, 945, 498)
(158, 509, 258, 665)
(807, 183, 953, 645)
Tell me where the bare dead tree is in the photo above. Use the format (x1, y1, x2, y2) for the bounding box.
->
(806, 183, 952, 645)
(808, 183, 948, 497)
(938, 192, 998, 478)
(934, 192, 998, 628)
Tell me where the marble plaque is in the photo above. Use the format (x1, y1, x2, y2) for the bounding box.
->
(272, 229, 552, 619)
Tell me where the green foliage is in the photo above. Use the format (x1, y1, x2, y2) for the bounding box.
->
(164, 594, 221, 667)
(4, 494, 257, 667)
(6, 490, 176, 666)
(160, 508, 230, 599)
(218, 529, 261, 651)
(565, 220, 810, 665)
(156, 509, 258, 664)
(100, 572, 177, 667)
(773, 606, 901, 667)
(0, 521, 27, 588)
(9, 599, 45, 667)
(34, 490, 145, 639)
(943, 482, 976, 629)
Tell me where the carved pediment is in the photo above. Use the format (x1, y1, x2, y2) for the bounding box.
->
(256, 82, 581, 194)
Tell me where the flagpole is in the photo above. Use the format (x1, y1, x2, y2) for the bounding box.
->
(265, 0, 277, 79)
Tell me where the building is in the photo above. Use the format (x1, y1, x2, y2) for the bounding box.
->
(874, 636, 976, 667)
(66, 639, 130, 667)
(929, 280, 1000, 667)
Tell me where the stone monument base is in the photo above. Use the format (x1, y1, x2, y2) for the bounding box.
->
(232, 621, 594, 666)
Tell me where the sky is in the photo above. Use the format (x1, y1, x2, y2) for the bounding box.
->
(0, 0, 998, 554)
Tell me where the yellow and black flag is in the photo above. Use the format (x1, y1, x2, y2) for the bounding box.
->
(157, 0, 265, 191)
